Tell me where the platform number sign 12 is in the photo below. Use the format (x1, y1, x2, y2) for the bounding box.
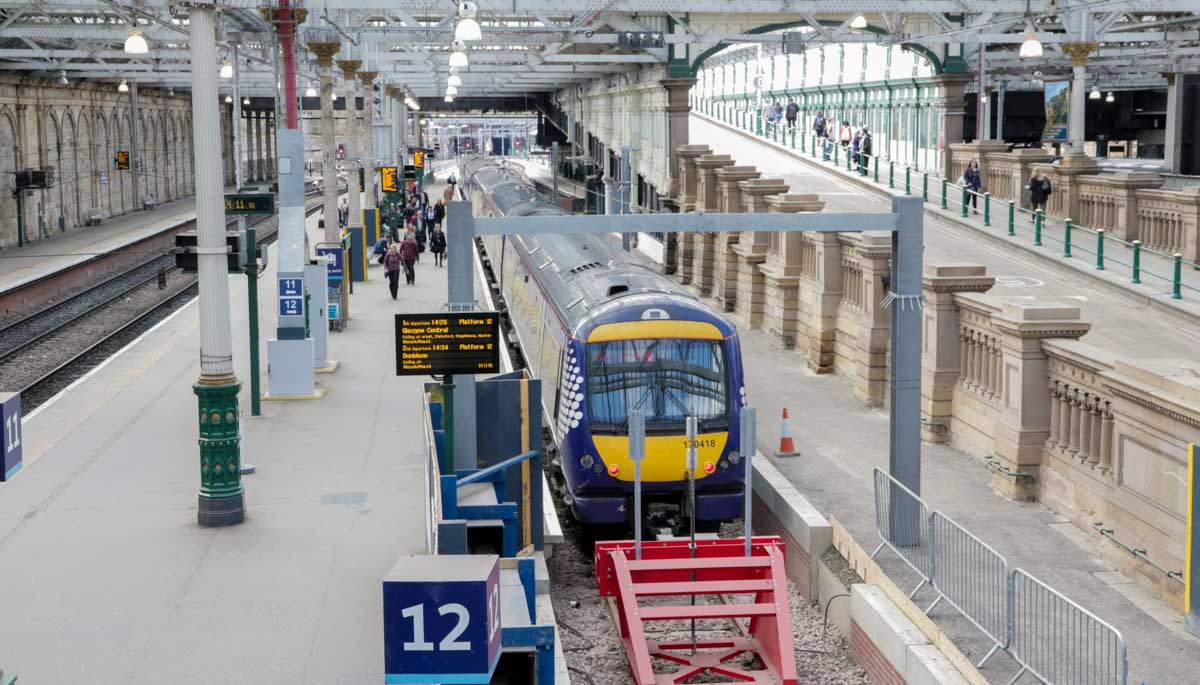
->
(383, 554, 501, 683)
(0, 393, 22, 481)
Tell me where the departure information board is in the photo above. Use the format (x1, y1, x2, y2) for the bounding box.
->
(395, 313, 500, 376)
(224, 193, 275, 215)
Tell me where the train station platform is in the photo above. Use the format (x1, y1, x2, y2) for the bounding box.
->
(0, 208, 442, 682)
(690, 114, 1200, 362)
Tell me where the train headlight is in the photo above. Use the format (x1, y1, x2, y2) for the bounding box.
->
(579, 454, 594, 469)
(719, 459, 730, 470)
(608, 464, 620, 476)
(593, 463, 604, 474)
(703, 461, 716, 474)
(728, 450, 741, 464)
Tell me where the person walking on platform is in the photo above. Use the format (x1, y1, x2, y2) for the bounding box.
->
(785, 100, 799, 129)
(1028, 171, 1052, 214)
(373, 235, 389, 265)
(859, 127, 873, 173)
(964, 160, 982, 213)
(383, 244, 402, 299)
(443, 181, 456, 204)
(813, 111, 827, 140)
(434, 199, 446, 229)
(430, 226, 447, 267)
(400, 231, 419, 285)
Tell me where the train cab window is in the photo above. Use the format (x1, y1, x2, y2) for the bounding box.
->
(586, 338, 727, 433)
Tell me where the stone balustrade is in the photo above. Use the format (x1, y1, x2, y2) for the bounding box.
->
(1133, 187, 1200, 261)
(672, 144, 714, 280)
(731, 179, 790, 325)
(948, 140, 1009, 190)
(689, 154, 736, 292)
(921, 261, 1200, 612)
(1075, 172, 1163, 241)
(983, 149, 1055, 207)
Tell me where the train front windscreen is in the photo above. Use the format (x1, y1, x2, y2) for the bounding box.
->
(585, 338, 728, 434)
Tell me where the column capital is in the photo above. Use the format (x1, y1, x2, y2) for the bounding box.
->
(336, 59, 362, 78)
(259, 6, 308, 28)
(1060, 41, 1099, 68)
(1164, 72, 1177, 86)
(307, 41, 341, 67)
(385, 85, 401, 97)
(359, 71, 378, 86)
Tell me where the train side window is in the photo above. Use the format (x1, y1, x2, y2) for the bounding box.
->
(553, 349, 565, 420)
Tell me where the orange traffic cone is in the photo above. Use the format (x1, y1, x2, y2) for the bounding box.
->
(776, 408, 800, 457)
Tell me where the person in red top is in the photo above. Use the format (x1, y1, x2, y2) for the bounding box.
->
(399, 231, 420, 285)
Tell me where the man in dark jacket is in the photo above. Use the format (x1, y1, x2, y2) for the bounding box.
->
(430, 227, 447, 267)
(859, 127, 872, 173)
(814, 112, 826, 139)
(785, 100, 799, 128)
(1028, 172, 1052, 213)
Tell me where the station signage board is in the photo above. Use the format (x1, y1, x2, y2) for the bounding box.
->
(278, 277, 304, 319)
(224, 193, 275, 215)
(316, 246, 344, 324)
(115, 150, 130, 170)
(381, 166, 399, 193)
(0, 393, 22, 481)
(394, 312, 500, 376)
(413, 150, 424, 167)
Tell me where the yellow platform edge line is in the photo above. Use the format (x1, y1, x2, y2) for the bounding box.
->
(315, 360, 340, 374)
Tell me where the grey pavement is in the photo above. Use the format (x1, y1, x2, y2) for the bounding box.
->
(0, 206, 445, 683)
(691, 114, 1200, 361)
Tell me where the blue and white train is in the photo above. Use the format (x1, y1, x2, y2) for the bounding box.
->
(464, 159, 749, 528)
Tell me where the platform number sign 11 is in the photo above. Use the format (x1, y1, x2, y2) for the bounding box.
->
(383, 554, 501, 683)
(0, 393, 22, 481)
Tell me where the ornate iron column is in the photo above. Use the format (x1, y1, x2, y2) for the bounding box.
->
(359, 70, 378, 214)
(337, 59, 363, 238)
(189, 0, 243, 527)
(309, 40, 341, 243)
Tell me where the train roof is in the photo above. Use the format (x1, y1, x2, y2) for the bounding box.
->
(463, 157, 736, 338)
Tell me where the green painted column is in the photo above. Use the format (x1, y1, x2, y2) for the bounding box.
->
(195, 382, 245, 525)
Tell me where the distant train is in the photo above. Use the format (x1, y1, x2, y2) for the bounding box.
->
(463, 158, 748, 530)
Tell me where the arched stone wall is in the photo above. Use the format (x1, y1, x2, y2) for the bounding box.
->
(0, 112, 17, 247)
(43, 110, 62, 236)
(61, 110, 80, 228)
(95, 111, 112, 218)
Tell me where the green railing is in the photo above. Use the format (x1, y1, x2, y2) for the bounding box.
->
(700, 98, 1200, 301)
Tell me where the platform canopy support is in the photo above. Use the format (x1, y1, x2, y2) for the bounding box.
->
(309, 38, 342, 244)
(189, 1, 244, 527)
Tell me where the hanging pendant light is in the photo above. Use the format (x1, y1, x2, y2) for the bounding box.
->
(849, 15, 867, 29)
(224, 95, 233, 103)
(118, 79, 129, 93)
(449, 66, 460, 75)
(449, 50, 469, 67)
(1019, 33, 1043, 58)
(243, 97, 251, 106)
(1105, 91, 1115, 103)
(455, 17, 482, 42)
(1089, 87, 1101, 100)
(444, 95, 454, 102)
(306, 82, 318, 97)
(125, 31, 149, 55)
(220, 60, 233, 78)
(57, 69, 68, 86)
(447, 74, 462, 87)
(446, 85, 459, 96)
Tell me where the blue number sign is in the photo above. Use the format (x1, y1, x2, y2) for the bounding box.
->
(1, 393, 23, 481)
(279, 297, 303, 317)
(383, 554, 501, 683)
(279, 278, 303, 297)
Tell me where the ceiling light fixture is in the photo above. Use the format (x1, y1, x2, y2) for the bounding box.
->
(849, 15, 867, 29)
(1019, 32, 1043, 58)
(124, 30, 149, 55)
(449, 50, 469, 67)
(220, 60, 233, 78)
(444, 95, 454, 102)
(306, 82, 317, 97)
(225, 94, 233, 103)
(57, 69, 68, 86)
(243, 97, 250, 106)
(1106, 91, 1115, 102)
(446, 85, 458, 96)
(449, 66, 460, 75)
(1089, 86, 1101, 100)
(455, 17, 482, 42)
(118, 79, 129, 93)
(447, 74, 462, 87)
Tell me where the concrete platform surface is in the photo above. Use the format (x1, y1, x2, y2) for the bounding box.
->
(691, 115, 1200, 361)
(0, 208, 448, 682)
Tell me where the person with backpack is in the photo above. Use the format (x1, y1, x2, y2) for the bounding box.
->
(814, 112, 827, 139)
(1028, 171, 1052, 214)
(964, 160, 982, 213)
(383, 244, 402, 299)
(785, 100, 799, 129)
(399, 231, 419, 285)
(430, 226, 447, 267)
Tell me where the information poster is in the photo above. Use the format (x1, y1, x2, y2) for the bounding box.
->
(1042, 81, 1070, 143)
(395, 313, 500, 376)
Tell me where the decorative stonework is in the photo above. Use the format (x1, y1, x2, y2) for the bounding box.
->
(712, 166, 761, 311)
(358, 71, 378, 86)
(336, 59, 362, 78)
(307, 41, 341, 66)
(1060, 41, 1099, 68)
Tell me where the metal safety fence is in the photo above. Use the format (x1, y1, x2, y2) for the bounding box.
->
(871, 468, 1127, 684)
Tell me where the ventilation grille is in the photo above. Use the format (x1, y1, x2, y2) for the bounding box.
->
(568, 261, 603, 275)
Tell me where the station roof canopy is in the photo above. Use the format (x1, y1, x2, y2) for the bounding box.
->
(0, 1, 1196, 102)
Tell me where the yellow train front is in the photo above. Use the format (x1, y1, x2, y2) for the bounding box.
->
(465, 159, 748, 529)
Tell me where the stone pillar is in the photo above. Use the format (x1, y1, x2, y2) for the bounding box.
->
(189, 1, 243, 527)
(850, 234, 893, 406)
(920, 265, 996, 442)
(359, 71, 378, 213)
(337, 59, 363, 239)
(243, 110, 254, 182)
(691, 154, 735, 293)
(931, 75, 971, 178)
(676, 144, 712, 212)
(308, 40, 341, 243)
(1061, 42, 1098, 157)
(265, 114, 275, 178)
(1165, 73, 1184, 174)
(759, 194, 825, 349)
(733, 178, 789, 326)
(712, 166, 762, 310)
(659, 78, 697, 208)
(989, 303, 1091, 499)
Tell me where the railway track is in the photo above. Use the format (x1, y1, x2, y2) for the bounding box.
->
(0, 192, 329, 409)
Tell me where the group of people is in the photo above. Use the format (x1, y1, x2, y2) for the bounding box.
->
(809, 111, 873, 172)
(762, 99, 802, 129)
(373, 176, 457, 299)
